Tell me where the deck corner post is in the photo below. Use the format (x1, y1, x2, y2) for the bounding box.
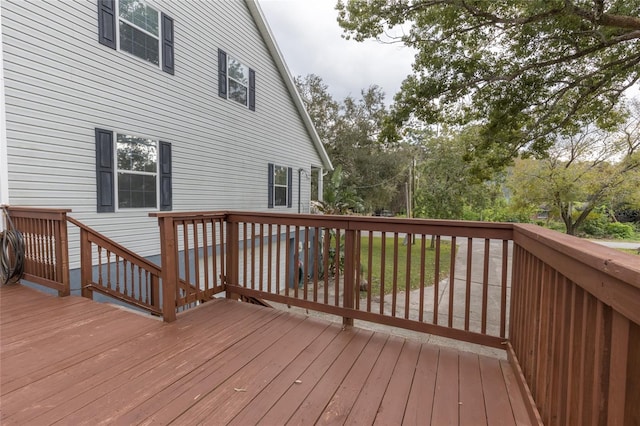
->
(342, 227, 356, 327)
(56, 211, 71, 296)
(225, 218, 239, 300)
(79, 227, 93, 300)
(158, 216, 177, 322)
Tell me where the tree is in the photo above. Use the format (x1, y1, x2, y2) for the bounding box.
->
(337, 0, 640, 167)
(507, 109, 640, 234)
(294, 74, 339, 143)
(412, 127, 493, 220)
(295, 75, 410, 213)
(315, 165, 363, 214)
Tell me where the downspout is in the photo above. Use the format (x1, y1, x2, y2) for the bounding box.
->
(298, 168, 302, 213)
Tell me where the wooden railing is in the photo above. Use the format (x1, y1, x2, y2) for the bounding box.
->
(68, 217, 163, 316)
(150, 211, 227, 322)
(510, 224, 640, 426)
(3, 207, 70, 296)
(153, 211, 514, 348)
(8, 207, 639, 423)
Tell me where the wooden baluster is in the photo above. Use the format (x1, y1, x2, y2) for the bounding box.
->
(481, 238, 490, 334)
(115, 252, 120, 294)
(500, 239, 508, 338)
(293, 226, 299, 298)
(284, 225, 290, 298)
(404, 233, 412, 319)
(379, 231, 386, 315)
(242, 222, 248, 288)
(267, 224, 273, 294)
(225, 219, 239, 301)
(366, 231, 373, 313)
(418, 235, 426, 322)
(275, 224, 281, 295)
(448, 236, 456, 328)
(432, 236, 441, 324)
(392, 233, 399, 317)
(303, 226, 309, 300)
(354, 230, 360, 311)
(334, 228, 341, 307)
(465, 237, 473, 331)
(312, 226, 320, 303)
(211, 220, 217, 290)
(323, 227, 330, 305)
(342, 227, 356, 326)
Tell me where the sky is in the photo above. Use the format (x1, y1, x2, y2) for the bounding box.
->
(258, 0, 416, 105)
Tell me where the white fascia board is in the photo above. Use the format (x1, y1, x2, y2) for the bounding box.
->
(246, 0, 333, 171)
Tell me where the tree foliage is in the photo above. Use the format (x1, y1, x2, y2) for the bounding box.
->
(412, 126, 501, 219)
(315, 165, 363, 214)
(337, 0, 640, 167)
(507, 105, 640, 234)
(295, 74, 410, 213)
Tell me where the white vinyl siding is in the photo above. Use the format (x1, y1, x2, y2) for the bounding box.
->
(2, 0, 324, 268)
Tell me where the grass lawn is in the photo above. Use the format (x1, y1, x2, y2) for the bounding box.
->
(358, 236, 453, 296)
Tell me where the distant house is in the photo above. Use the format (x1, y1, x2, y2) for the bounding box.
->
(0, 0, 332, 268)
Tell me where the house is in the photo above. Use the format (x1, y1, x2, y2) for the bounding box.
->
(0, 0, 332, 269)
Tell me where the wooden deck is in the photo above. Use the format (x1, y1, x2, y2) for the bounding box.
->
(1, 284, 533, 425)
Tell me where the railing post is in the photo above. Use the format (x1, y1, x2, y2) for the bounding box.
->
(342, 227, 356, 327)
(55, 211, 70, 296)
(79, 228, 93, 300)
(158, 216, 177, 322)
(225, 218, 239, 300)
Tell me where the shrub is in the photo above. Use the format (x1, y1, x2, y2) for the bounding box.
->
(581, 213, 609, 237)
(604, 222, 635, 239)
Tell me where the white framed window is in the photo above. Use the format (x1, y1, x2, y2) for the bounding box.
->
(268, 163, 291, 208)
(118, 0, 160, 66)
(98, 0, 174, 74)
(273, 165, 288, 206)
(228, 56, 250, 107)
(218, 49, 255, 110)
(96, 128, 172, 213)
(115, 134, 158, 209)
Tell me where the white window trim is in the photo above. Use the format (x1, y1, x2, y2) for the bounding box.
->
(115, 0, 163, 69)
(114, 132, 160, 212)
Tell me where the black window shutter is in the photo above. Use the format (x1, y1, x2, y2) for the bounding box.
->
(97, 0, 116, 49)
(287, 167, 293, 208)
(249, 69, 256, 111)
(159, 141, 172, 211)
(95, 128, 115, 212)
(267, 163, 274, 208)
(218, 49, 227, 98)
(161, 13, 174, 75)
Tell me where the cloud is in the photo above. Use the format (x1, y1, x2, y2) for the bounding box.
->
(259, 0, 415, 105)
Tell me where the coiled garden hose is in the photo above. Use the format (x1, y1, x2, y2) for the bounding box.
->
(1, 206, 25, 285)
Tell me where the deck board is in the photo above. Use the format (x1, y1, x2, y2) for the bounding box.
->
(0, 284, 536, 425)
